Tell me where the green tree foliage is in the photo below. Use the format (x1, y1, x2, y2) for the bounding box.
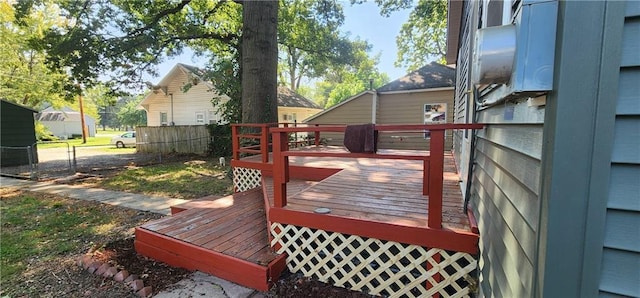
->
(116, 96, 146, 129)
(395, 0, 447, 69)
(353, 0, 447, 70)
(0, 1, 75, 108)
(317, 40, 389, 108)
(278, 0, 358, 91)
(82, 83, 118, 128)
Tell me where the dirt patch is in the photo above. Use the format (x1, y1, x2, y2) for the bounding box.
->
(89, 238, 190, 294)
(2, 180, 377, 297)
(269, 271, 375, 298)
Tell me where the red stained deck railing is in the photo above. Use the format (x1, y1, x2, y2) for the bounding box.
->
(232, 123, 484, 230)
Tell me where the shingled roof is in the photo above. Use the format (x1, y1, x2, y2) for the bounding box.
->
(376, 62, 455, 92)
(277, 86, 321, 109)
(160, 64, 320, 109)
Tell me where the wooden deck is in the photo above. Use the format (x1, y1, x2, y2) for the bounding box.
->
(136, 146, 478, 292)
(262, 152, 470, 231)
(134, 188, 287, 291)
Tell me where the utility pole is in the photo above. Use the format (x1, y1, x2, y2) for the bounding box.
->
(78, 85, 87, 144)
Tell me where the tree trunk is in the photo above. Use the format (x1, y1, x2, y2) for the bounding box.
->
(241, 0, 278, 124)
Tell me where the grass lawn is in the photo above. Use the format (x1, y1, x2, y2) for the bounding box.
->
(37, 130, 132, 149)
(98, 159, 233, 200)
(37, 135, 114, 149)
(0, 189, 153, 285)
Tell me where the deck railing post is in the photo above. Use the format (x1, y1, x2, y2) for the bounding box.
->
(261, 124, 269, 163)
(428, 129, 444, 229)
(423, 158, 430, 195)
(272, 131, 289, 207)
(314, 124, 320, 146)
(232, 125, 239, 161)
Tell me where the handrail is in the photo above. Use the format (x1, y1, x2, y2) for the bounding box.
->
(268, 123, 484, 229)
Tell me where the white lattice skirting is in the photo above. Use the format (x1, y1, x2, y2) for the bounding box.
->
(271, 223, 478, 298)
(233, 167, 262, 192)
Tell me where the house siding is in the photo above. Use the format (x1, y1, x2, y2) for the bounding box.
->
(376, 90, 454, 150)
(305, 93, 373, 146)
(144, 69, 222, 126)
(279, 106, 322, 124)
(454, 1, 542, 297)
(600, 2, 640, 296)
(306, 90, 455, 150)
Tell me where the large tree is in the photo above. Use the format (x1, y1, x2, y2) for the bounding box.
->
(241, 1, 278, 124)
(34, 0, 279, 123)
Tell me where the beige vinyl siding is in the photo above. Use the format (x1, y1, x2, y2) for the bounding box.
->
(599, 3, 640, 296)
(278, 106, 322, 124)
(306, 93, 373, 146)
(376, 90, 454, 150)
(144, 69, 225, 126)
(166, 71, 217, 126)
(455, 1, 543, 297)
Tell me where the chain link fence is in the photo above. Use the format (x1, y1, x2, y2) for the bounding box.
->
(1, 142, 161, 181)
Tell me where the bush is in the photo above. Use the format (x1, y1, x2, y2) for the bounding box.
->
(35, 121, 58, 141)
(206, 123, 232, 157)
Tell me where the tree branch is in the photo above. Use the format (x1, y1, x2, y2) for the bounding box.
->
(128, 0, 192, 36)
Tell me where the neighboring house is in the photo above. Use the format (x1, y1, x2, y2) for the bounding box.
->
(276, 86, 322, 124)
(0, 99, 38, 166)
(139, 63, 322, 126)
(448, 1, 639, 297)
(35, 107, 96, 139)
(305, 62, 455, 150)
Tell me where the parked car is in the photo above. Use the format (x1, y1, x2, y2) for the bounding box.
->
(111, 131, 136, 148)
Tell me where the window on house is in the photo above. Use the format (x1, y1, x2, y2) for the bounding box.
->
(160, 112, 168, 126)
(208, 110, 218, 124)
(292, 113, 297, 121)
(195, 112, 205, 124)
(424, 103, 447, 139)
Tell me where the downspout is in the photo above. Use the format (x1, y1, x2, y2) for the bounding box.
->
(169, 93, 175, 126)
(370, 79, 377, 124)
(463, 86, 481, 213)
(372, 91, 378, 124)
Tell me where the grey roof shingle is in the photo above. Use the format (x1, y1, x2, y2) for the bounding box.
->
(376, 62, 455, 92)
(174, 64, 320, 109)
(277, 86, 321, 109)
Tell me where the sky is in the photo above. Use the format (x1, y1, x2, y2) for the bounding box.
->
(149, 2, 413, 84)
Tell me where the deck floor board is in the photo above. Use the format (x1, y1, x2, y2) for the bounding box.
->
(262, 150, 470, 231)
(138, 188, 278, 266)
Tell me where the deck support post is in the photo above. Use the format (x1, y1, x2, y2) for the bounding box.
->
(261, 124, 269, 163)
(232, 125, 240, 161)
(426, 252, 442, 297)
(428, 130, 444, 229)
(314, 124, 320, 146)
(423, 158, 430, 195)
(272, 131, 289, 207)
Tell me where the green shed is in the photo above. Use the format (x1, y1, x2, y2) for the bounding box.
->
(1, 99, 38, 166)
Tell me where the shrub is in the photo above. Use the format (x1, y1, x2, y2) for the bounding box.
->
(206, 123, 232, 157)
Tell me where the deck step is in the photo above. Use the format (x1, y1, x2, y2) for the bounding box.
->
(170, 195, 224, 214)
(134, 188, 287, 291)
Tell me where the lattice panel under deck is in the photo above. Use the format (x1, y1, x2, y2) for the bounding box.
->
(233, 167, 261, 192)
(271, 223, 478, 298)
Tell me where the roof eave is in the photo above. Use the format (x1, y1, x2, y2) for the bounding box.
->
(446, 0, 464, 65)
(303, 90, 374, 123)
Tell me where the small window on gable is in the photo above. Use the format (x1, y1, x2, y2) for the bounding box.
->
(208, 110, 218, 124)
(195, 112, 205, 124)
(160, 112, 168, 126)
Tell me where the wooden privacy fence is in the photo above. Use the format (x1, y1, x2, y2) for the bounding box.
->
(136, 126, 210, 154)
